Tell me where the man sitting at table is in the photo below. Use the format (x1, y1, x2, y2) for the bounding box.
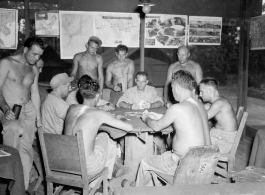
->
(117, 71, 163, 109)
(199, 77, 237, 153)
(135, 70, 210, 187)
(41, 73, 73, 134)
(64, 76, 133, 187)
(66, 74, 115, 111)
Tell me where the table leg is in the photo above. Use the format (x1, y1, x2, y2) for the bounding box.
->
(108, 133, 154, 189)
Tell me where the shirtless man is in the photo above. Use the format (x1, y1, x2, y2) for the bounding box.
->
(164, 45, 203, 106)
(71, 36, 104, 94)
(199, 77, 237, 153)
(64, 77, 133, 186)
(105, 44, 135, 105)
(136, 70, 210, 187)
(0, 36, 44, 189)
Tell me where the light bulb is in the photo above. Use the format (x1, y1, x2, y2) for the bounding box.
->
(142, 4, 151, 13)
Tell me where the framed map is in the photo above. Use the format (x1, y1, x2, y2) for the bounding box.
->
(250, 15, 265, 50)
(59, 11, 94, 59)
(59, 11, 140, 59)
(94, 12, 140, 47)
(188, 16, 222, 45)
(144, 14, 187, 48)
(0, 8, 18, 49)
(35, 11, 59, 37)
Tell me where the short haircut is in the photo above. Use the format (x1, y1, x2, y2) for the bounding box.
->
(24, 36, 45, 50)
(178, 45, 190, 54)
(77, 75, 99, 101)
(172, 70, 197, 90)
(136, 71, 148, 79)
(200, 77, 219, 89)
(116, 44, 128, 53)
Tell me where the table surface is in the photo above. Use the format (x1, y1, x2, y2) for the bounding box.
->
(101, 107, 173, 134)
(0, 144, 25, 195)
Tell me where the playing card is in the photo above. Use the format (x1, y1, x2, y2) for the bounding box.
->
(139, 100, 145, 109)
(142, 110, 149, 115)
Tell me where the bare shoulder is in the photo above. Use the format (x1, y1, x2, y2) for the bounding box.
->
(73, 51, 85, 59)
(0, 57, 12, 69)
(106, 61, 115, 70)
(126, 58, 134, 66)
(188, 60, 201, 69)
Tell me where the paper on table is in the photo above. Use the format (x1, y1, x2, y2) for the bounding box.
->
(0, 149, 11, 157)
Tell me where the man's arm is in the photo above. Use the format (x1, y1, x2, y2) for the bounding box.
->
(101, 111, 133, 132)
(195, 63, 203, 84)
(105, 64, 114, 90)
(163, 64, 174, 105)
(31, 67, 42, 126)
(207, 100, 223, 120)
(97, 56, 104, 94)
(70, 54, 79, 78)
(118, 101, 132, 109)
(144, 104, 178, 132)
(0, 59, 14, 119)
(127, 60, 135, 89)
(151, 101, 163, 108)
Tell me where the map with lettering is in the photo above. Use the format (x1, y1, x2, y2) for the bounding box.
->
(94, 12, 140, 47)
(0, 8, 18, 49)
(35, 11, 59, 37)
(250, 15, 265, 50)
(59, 11, 94, 59)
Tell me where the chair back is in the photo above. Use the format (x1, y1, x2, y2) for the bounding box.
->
(229, 112, 248, 160)
(173, 145, 220, 185)
(236, 106, 244, 124)
(38, 127, 88, 181)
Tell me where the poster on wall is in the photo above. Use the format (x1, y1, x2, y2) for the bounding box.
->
(188, 16, 222, 45)
(0, 8, 18, 49)
(144, 14, 187, 48)
(59, 11, 94, 59)
(35, 11, 59, 37)
(250, 15, 265, 50)
(59, 11, 140, 59)
(94, 12, 140, 47)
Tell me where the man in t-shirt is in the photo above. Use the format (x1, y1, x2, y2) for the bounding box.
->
(41, 73, 74, 134)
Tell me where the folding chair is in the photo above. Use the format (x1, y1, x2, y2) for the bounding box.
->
(216, 111, 248, 182)
(37, 127, 108, 195)
(150, 145, 220, 186)
(236, 106, 244, 124)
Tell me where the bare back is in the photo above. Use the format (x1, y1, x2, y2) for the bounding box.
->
(0, 55, 38, 104)
(106, 58, 134, 91)
(72, 52, 102, 81)
(208, 97, 237, 132)
(169, 98, 209, 154)
(64, 104, 133, 158)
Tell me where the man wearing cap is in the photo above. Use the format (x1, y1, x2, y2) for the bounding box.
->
(71, 36, 104, 95)
(0, 36, 44, 190)
(41, 73, 74, 134)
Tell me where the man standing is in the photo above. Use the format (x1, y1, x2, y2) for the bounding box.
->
(0, 36, 44, 189)
(71, 36, 104, 95)
(41, 73, 74, 134)
(199, 77, 237, 153)
(117, 71, 163, 109)
(64, 76, 133, 186)
(136, 70, 210, 187)
(164, 45, 203, 106)
(105, 44, 135, 105)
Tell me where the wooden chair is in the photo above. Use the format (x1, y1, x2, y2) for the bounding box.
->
(150, 145, 220, 186)
(37, 127, 108, 195)
(236, 106, 244, 124)
(216, 111, 248, 182)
